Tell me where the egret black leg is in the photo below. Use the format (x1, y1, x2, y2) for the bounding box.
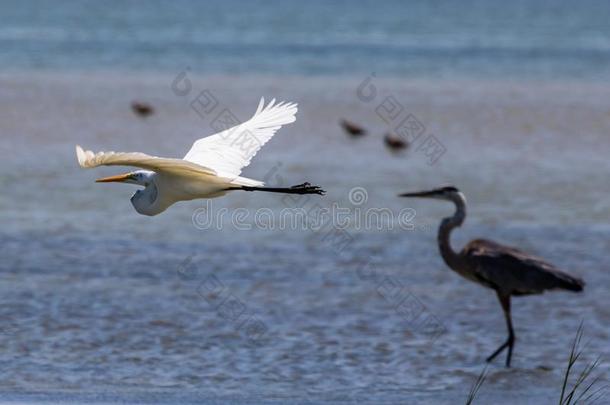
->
(230, 182, 325, 195)
(486, 292, 515, 367)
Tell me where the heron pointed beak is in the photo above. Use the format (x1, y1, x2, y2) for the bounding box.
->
(95, 173, 133, 183)
(398, 189, 442, 198)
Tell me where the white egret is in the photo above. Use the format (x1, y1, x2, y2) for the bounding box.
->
(76, 98, 324, 216)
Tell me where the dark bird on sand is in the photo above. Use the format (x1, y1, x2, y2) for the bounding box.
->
(399, 186, 585, 367)
(131, 101, 154, 117)
(384, 132, 409, 151)
(340, 119, 366, 137)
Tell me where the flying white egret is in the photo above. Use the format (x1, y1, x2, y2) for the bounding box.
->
(76, 98, 324, 216)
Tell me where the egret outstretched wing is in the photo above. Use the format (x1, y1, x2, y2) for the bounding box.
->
(76, 145, 216, 177)
(183, 97, 297, 179)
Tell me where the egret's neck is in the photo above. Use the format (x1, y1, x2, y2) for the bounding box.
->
(130, 175, 165, 216)
(437, 193, 466, 269)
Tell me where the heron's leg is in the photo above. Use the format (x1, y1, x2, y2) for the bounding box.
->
(502, 295, 515, 367)
(486, 338, 510, 364)
(486, 292, 515, 367)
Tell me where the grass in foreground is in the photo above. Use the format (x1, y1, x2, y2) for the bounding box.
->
(465, 366, 488, 405)
(558, 323, 606, 405)
(465, 322, 606, 405)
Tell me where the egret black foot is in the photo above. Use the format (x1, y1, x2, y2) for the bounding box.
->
(289, 182, 325, 195)
(236, 183, 325, 195)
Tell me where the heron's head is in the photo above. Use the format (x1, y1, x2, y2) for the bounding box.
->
(398, 185, 465, 203)
(95, 170, 154, 187)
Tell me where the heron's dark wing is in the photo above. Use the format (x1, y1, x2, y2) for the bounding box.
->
(462, 239, 584, 296)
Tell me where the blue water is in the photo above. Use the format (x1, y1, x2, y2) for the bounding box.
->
(1, 0, 610, 79)
(1, 1, 610, 403)
(1, 72, 609, 403)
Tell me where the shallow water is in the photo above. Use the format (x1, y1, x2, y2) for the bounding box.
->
(0, 73, 608, 403)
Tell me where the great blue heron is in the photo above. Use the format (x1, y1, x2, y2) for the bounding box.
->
(399, 186, 585, 367)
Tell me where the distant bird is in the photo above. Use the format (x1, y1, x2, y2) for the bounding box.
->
(384, 132, 409, 151)
(399, 186, 585, 367)
(77, 98, 324, 216)
(340, 119, 366, 137)
(131, 101, 154, 117)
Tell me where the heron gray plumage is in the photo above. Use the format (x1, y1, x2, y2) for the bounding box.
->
(399, 185, 585, 367)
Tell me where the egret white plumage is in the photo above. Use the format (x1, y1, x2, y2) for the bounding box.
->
(76, 98, 324, 216)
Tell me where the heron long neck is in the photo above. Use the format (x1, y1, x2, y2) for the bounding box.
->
(438, 194, 466, 270)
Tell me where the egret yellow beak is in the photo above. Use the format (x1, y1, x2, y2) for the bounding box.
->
(95, 173, 133, 183)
